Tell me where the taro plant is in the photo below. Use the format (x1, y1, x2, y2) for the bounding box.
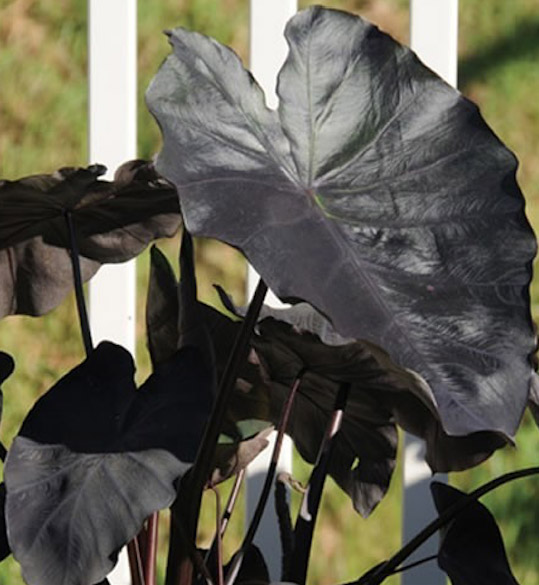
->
(0, 5, 538, 585)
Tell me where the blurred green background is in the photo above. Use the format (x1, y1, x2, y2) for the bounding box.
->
(0, 0, 538, 583)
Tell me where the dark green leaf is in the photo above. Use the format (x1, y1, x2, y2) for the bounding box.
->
(4, 341, 213, 585)
(0, 160, 181, 318)
(147, 6, 536, 441)
(431, 482, 520, 585)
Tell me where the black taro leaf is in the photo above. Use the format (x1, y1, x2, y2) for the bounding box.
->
(200, 301, 507, 515)
(4, 341, 213, 585)
(0, 160, 180, 318)
(197, 302, 396, 516)
(431, 482, 520, 585)
(223, 297, 507, 472)
(147, 6, 536, 440)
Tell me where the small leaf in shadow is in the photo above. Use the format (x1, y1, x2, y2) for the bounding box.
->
(0, 160, 181, 318)
(211, 427, 273, 485)
(431, 481, 520, 585)
(4, 341, 213, 585)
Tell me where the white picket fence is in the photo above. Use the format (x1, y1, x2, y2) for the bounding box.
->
(88, 1, 458, 583)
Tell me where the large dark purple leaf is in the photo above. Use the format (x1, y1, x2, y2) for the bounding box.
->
(146, 6, 536, 440)
(4, 341, 213, 585)
(0, 160, 181, 318)
(431, 482, 520, 585)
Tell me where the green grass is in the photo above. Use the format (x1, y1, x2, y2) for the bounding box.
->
(0, 0, 538, 583)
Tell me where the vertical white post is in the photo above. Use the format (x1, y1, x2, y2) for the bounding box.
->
(247, 1, 296, 580)
(403, 2, 458, 584)
(88, 0, 137, 357)
(88, 2, 137, 583)
(411, 0, 458, 87)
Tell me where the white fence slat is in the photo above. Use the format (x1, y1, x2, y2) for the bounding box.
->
(88, 0, 138, 358)
(403, 2, 458, 584)
(411, 0, 459, 87)
(246, 1, 297, 581)
(88, 1, 138, 583)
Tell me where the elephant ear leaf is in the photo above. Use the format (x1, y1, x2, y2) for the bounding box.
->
(4, 341, 213, 585)
(147, 6, 536, 441)
(431, 482, 520, 585)
(0, 160, 180, 318)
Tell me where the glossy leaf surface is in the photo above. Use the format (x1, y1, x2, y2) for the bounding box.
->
(147, 6, 536, 439)
(431, 482, 520, 585)
(4, 341, 213, 585)
(0, 161, 180, 318)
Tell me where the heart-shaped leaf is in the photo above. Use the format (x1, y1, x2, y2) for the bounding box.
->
(431, 482, 520, 585)
(4, 341, 213, 585)
(0, 160, 181, 318)
(147, 6, 536, 440)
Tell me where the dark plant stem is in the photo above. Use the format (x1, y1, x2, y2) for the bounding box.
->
(390, 554, 438, 575)
(210, 486, 225, 585)
(219, 469, 245, 539)
(360, 465, 539, 585)
(224, 370, 305, 585)
(127, 538, 145, 585)
(64, 211, 93, 356)
(206, 469, 246, 570)
(167, 278, 268, 585)
(287, 382, 351, 585)
(144, 512, 159, 585)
